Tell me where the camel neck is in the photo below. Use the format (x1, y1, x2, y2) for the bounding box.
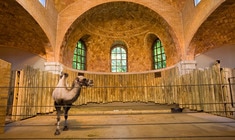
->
(69, 83, 82, 103)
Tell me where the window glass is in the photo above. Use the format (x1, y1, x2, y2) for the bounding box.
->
(72, 40, 86, 70)
(194, 0, 201, 6)
(153, 39, 166, 69)
(39, 0, 46, 7)
(111, 46, 127, 72)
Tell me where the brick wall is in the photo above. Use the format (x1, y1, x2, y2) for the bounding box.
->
(60, 2, 180, 72)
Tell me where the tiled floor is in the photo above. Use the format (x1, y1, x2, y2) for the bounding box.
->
(1, 102, 235, 140)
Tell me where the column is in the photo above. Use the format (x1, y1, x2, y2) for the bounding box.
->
(44, 62, 63, 74)
(177, 60, 197, 75)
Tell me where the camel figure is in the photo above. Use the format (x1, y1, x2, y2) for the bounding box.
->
(52, 72, 93, 135)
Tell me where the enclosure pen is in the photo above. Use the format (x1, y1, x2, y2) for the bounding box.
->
(1, 61, 235, 136)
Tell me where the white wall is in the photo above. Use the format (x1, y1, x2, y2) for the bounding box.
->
(195, 44, 235, 68)
(0, 47, 46, 70)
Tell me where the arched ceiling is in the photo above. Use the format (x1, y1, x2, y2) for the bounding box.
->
(188, 0, 235, 58)
(0, 0, 50, 58)
(60, 1, 181, 66)
(55, 0, 186, 63)
(77, 2, 172, 38)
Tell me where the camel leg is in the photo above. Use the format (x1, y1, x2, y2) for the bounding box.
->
(54, 102, 61, 135)
(63, 104, 71, 131)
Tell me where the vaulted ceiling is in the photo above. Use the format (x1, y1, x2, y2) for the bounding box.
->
(60, 1, 181, 66)
(0, 0, 49, 57)
(189, 0, 235, 56)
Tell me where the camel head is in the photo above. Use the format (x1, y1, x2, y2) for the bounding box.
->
(76, 75, 93, 87)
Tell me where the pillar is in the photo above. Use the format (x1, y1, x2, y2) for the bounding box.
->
(177, 60, 197, 75)
(44, 62, 63, 74)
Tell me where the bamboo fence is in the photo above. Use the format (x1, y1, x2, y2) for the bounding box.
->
(7, 62, 235, 122)
(63, 63, 235, 118)
(11, 66, 58, 121)
(0, 59, 11, 133)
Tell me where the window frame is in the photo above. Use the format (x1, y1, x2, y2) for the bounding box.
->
(72, 40, 86, 70)
(110, 45, 128, 72)
(152, 38, 166, 69)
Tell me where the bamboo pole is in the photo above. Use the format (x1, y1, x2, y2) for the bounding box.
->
(198, 70, 204, 111)
(37, 71, 43, 113)
(15, 70, 24, 120)
(194, 69, 201, 111)
(221, 68, 234, 118)
(42, 71, 47, 113)
(12, 71, 20, 121)
(213, 63, 224, 116)
(210, 65, 217, 115)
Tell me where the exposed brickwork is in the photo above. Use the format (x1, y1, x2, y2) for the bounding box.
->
(0, 0, 49, 58)
(60, 2, 180, 72)
(188, 0, 235, 58)
(56, 0, 184, 70)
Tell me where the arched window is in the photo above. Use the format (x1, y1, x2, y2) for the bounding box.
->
(153, 39, 166, 69)
(72, 40, 86, 70)
(111, 46, 127, 72)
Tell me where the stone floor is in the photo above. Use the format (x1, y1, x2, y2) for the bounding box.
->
(1, 102, 235, 140)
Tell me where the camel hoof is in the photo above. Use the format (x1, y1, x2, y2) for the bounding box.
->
(54, 130, 60, 135)
(63, 126, 69, 131)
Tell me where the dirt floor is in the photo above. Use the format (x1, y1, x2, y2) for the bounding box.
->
(1, 102, 235, 140)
